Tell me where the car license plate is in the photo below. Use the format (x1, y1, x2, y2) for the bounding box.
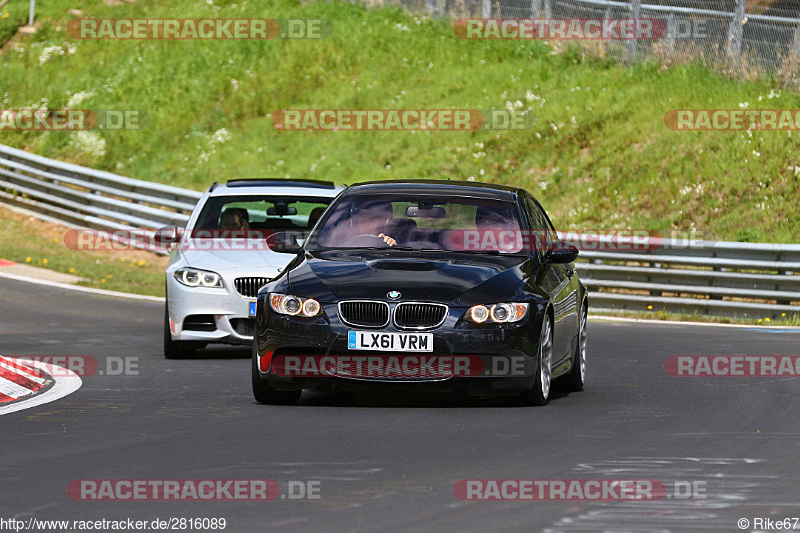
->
(249, 302, 257, 317)
(348, 331, 433, 352)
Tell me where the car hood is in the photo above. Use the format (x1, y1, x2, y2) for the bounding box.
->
(287, 250, 528, 305)
(177, 245, 291, 270)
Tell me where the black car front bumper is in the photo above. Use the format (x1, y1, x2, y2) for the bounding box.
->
(254, 302, 547, 396)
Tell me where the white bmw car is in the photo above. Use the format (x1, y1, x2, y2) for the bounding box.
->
(163, 179, 344, 358)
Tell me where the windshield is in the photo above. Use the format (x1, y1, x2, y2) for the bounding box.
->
(307, 193, 526, 254)
(193, 195, 332, 235)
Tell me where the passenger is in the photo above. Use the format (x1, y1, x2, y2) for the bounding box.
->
(220, 208, 251, 231)
(474, 206, 514, 231)
(307, 207, 326, 229)
(474, 206, 522, 252)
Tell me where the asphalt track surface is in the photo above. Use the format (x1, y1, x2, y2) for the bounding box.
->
(2, 276, 800, 532)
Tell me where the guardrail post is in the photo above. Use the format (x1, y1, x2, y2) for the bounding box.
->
(776, 252, 792, 305)
(530, 0, 541, 19)
(543, 0, 551, 20)
(627, 0, 641, 64)
(29, 0, 35, 26)
(425, 0, 438, 17)
(726, 0, 745, 60)
(710, 251, 725, 299)
(482, 0, 491, 18)
(793, 21, 800, 57)
(666, 12, 676, 52)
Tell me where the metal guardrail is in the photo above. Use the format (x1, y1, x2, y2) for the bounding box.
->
(545, 0, 800, 65)
(0, 143, 797, 318)
(0, 143, 202, 254)
(571, 237, 800, 319)
(378, 0, 800, 71)
(564, 0, 799, 25)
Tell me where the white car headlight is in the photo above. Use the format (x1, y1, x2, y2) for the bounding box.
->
(174, 268, 224, 288)
(465, 303, 528, 324)
(269, 293, 322, 318)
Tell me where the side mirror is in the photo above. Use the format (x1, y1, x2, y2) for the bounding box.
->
(544, 243, 579, 264)
(266, 231, 303, 254)
(154, 225, 181, 244)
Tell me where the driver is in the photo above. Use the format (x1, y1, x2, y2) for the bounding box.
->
(349, 201, 397, 246)
(220, 208, 250, 231)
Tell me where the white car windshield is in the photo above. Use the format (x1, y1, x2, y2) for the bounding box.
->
(193, 195, 332, 234)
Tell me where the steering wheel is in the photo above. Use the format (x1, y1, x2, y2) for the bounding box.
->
(341, 234, 390, 247)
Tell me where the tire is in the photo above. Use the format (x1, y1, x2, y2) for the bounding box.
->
(252, 344, 301, 405)
(562, 303, 587, 392)
(519, 313, 553, 406)
(163, 305, 201, 359)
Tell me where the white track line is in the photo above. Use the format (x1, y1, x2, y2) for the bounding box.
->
(589, 314, 800, 329)
(0, 270, 164, 302)
(0, 359, 82, 416)
(0, 267, 792, 329)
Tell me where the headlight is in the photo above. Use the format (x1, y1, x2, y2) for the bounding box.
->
(174, 268, 224, 288)
(269, 293, 322, 318)
(464, 303, 528, 324)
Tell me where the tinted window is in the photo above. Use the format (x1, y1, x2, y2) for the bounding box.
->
(308, 193, 525, 254)
(525, 196, 559, 257)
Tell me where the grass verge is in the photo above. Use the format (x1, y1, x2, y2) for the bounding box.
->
(0, 0, 797, 242)
(0, 205, 167, 296)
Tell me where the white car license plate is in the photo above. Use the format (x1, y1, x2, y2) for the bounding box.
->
(348, 331, 433, 352)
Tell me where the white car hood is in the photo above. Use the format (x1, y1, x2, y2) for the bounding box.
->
(178, 243, 293, 270)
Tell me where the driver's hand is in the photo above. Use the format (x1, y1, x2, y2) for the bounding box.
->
(378, 233, 397, 247)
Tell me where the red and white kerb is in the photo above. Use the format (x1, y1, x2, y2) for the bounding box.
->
(0, 355, 49, 403)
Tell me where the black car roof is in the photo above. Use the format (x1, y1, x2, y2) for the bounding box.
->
(345, 179, 522, 200)
(223, 178, 338, 189)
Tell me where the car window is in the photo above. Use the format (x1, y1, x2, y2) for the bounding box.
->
(525, 196, 558, 257)
(193, 195, 332, 233)
(308, 194, 525, 253)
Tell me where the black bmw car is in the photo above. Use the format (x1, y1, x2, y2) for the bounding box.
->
(252, 180, 587, 405)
